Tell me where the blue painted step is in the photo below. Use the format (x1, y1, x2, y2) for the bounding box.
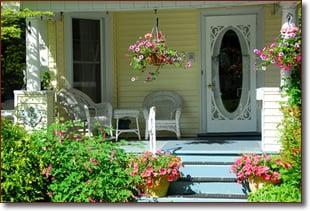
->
(180, 165, 235, 182)
(168, 181, 247, 198)
(138, 196, 247, 202)
(179, 155, 240, 165)
(162, 140, 262, 155)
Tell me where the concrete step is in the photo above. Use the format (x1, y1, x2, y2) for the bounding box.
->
(179, 155, 240, 165)
(180, 164, 236, 182)
(168, 181, 247, 198)
(138, 195, 248, 202)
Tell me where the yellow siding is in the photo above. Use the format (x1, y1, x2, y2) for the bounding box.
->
(114, 9, 201, 136)
(47, 21, 57, 88)
(263, 5, 282, 87)
(47, 20, 65, 90)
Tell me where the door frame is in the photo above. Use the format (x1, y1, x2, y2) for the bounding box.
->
(199, 6, 264, 133)
(64, 12, 113, 103)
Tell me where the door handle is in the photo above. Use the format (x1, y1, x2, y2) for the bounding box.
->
(208, 83, 214, 89)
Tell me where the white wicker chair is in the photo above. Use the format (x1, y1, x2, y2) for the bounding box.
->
(57, 88, 113, 136)
(142, 91, 182, 139)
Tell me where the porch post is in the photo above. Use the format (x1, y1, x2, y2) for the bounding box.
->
(279, 2, 298, 87)
(26, 17, 48, 91)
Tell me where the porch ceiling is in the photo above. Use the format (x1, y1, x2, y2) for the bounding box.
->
(21, 1, 282, 12)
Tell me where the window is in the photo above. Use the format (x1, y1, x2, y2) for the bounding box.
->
(72, 18, 101, 103)
(65, 13, 112, 104)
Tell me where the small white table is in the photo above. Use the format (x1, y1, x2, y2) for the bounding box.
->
(114, 109, 141, 141)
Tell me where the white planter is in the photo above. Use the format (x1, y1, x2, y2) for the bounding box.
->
(14, 90, 55, 131)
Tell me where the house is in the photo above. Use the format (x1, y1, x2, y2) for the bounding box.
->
(16, 1, 300, 153)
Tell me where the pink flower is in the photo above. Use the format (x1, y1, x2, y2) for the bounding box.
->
(296, 54, 302, 62)
(278, 52, 284, 57)
(134, 47, 140, 52)
(271, 172, 281, 184)
(270, 42, 277, 48)
(43, 164, 52, 178)
(146, 178, 153, 187)
(160, 168, 167, 176)
(167, 175, 175, 182)
(144, 33, 152, 39)
(260, 54, 268, 61)
(129, 45, 135, 51)
(186, 60, 192, 68)
(253, 49, 261, 55)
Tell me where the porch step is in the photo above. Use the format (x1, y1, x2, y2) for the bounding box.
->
(180, 155, 240, 165)
(138, 196, 247, 202)
(168, 182, 247, 198)
(180, 165, 235, 182)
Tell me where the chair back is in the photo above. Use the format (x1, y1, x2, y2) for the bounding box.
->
(143, 91, 182, 120)
(57, 88, 87, 121)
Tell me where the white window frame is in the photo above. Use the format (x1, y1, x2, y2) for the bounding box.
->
(64, 12, 112, 103)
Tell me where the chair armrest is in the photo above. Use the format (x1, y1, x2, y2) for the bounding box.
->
(143, 108, 149, 121)
(175, 107, 181, 121)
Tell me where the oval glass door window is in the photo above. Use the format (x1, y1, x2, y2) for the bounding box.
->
(218, 30, 243, 113)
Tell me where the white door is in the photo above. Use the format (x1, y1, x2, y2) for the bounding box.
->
(205, 15, 257, 132)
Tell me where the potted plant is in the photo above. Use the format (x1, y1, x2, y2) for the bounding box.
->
(128, 150, 182, 197)
(231, 154, 291, 192)
(253, 22, 301, 72)
(128, 32, 192, 81)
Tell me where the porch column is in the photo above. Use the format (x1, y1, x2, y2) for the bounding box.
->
(26, 17, 49, 91)
(279, 2, 298, 87)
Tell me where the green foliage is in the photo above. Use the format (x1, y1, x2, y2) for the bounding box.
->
(31, 122, 139, 202)
(282, 67, 301, 107)
(1, 8, 53, 100)
(0, 120, 47, 202)
(248, 183, 301, 202)
(1, 8, 53, 40)
(41, 70, 52, 90)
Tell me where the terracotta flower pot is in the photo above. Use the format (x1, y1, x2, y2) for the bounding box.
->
(143, 176, 170, 197)
(150, 54, 163, 66)
(248, 176, 272, 192)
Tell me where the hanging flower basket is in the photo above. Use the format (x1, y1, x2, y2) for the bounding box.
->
(127, 16, 192, 81)
(143, 175, 170, 197)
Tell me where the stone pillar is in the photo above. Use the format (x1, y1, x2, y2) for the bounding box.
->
(279, 2, 298, 87)
(26, 17, 49, 91)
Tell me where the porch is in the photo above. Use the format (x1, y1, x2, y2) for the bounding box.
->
(9, 0, 300, 153)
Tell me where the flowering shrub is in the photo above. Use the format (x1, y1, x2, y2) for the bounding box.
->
(128, 32, 192, 81)
(254, 23, 301, 72)
(231, 154, 292, 184)
(128, 150, 182, 192)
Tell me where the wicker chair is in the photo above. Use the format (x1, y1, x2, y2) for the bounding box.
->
(142, 91, 182, 139)
(57, 88, 113, 136)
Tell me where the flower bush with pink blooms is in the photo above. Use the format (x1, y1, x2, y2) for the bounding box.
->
(128, 150, 182, 192)
(254, 23, 301, 72)
(128, 32, 192, 81)
(231, 154, 292, 184)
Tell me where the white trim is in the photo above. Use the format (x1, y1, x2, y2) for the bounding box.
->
(26, 18, 49, 91)
(64, 12, 112, 103)
(200, 6, 264, 133)
(21, 1, 279, 12)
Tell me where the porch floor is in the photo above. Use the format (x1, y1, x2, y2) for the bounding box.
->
(119, 139, 262, 154)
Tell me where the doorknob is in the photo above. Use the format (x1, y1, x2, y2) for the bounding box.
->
(208, 83, 214, 89)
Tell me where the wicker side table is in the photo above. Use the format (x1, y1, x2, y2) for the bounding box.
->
(114, 109, 141, 141)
